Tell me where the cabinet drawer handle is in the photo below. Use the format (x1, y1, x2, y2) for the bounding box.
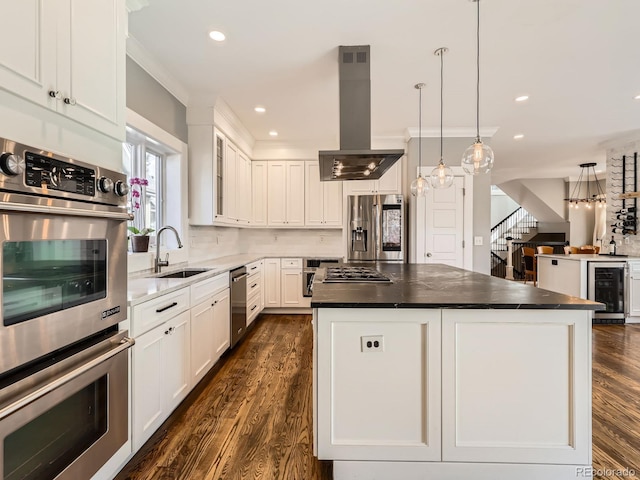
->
(251, 305, 257, 311)
(251, 266, 257, 270)
(251, 283, 257, 289)
(156, 302, 178, 313)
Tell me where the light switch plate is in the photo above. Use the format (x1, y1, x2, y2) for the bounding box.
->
(474, 236, 483, 246)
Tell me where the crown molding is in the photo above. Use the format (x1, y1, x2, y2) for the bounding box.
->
(405, 126, 499, 141)
(213, 98, 255, 153)
(126, 35, 190, 106)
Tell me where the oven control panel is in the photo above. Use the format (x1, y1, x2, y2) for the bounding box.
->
(25, 152, 96, 196)
(0, 136, 128, 207)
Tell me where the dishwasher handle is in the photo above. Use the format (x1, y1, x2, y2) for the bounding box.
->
(232, 273, 248, 282)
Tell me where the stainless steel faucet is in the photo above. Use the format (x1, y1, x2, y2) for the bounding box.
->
(155, 226, 184, 273)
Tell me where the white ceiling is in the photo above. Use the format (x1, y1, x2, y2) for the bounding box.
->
(128, 0, 640, 184)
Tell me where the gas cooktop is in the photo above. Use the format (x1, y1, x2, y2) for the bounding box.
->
(323, 266, 391, 283)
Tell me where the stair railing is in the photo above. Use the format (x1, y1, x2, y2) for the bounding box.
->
(490, 207, 536, 250)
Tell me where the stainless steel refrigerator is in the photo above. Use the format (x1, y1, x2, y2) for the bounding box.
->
(347, 194, 405, 263)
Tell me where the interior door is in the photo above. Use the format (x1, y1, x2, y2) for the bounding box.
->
(422, 177, 464, 267)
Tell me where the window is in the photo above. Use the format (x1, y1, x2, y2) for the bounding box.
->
(122, 128, 168, 245)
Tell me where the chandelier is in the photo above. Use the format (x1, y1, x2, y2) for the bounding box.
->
(565, 162, 606, 209)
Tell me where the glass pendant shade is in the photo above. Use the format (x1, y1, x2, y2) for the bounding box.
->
(410, 174, 429, 197)
(461, 139, 494, 175)
(430, 162, 454, 189)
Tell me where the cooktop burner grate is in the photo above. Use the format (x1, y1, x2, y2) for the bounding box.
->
(323, 266, 391, 283)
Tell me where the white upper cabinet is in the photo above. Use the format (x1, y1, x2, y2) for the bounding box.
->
(0, 0, 126, 140)
(343, 160, 403, 196)
(225, 141, 238, 221)
(305, 161, 343, 227)
(235, 152, 251, 225)
(267, 161, 305, 227)
(189, 126, 253, 227)
(251, 161, 268, 226)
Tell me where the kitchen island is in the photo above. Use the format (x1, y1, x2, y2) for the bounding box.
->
(311, 263, 602, 480)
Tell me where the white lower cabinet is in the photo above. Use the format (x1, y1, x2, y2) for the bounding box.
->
(190, 299, 216, 384)
(281, 259, 303, 307)
(131, 272, 230, 454)
(212, 288, 231, 360)
(264, 258, 282, 308)
(132, 310, 191, 451)
(264, 258, 303, 308)
(628, 261, 640, 319)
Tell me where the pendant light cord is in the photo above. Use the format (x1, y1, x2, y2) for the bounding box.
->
(419, 85, 423, 173)
(440, 50, 444, 164)
(476, 0, 480, 141)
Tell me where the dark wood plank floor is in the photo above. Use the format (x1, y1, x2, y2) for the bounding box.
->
(592, 325, 640, 480)
(116, 314, 332, 480)
(117, 317, 640, 480)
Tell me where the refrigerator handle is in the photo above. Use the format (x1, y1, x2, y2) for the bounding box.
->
(375, 203, 382, 257)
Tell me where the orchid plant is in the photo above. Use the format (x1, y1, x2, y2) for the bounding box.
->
(127, 177, 155, 236)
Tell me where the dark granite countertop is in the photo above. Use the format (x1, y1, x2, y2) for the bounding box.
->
(311, 263, 604, 310)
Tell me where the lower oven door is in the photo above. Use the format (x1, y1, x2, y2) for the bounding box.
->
(0, 331, 133, 480)
(588, 261, 627, 322)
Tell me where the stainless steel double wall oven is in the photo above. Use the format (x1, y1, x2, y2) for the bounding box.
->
(0, 137, 133, 480)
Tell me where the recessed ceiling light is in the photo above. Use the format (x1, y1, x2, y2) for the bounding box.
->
(515, 95, 529, 102)
(513, 134, 524, 140)
(269, 130, 278, 137)
(208, 31, 226, 42)
(635, 94, 640, 100)
(254, 106, 266, 113)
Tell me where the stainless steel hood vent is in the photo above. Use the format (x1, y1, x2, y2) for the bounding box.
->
(319, 46, 404, 181)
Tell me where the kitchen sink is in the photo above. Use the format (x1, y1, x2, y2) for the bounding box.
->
(157, 268, 211, 279)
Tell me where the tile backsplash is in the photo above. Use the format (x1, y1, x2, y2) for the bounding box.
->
(189, 225, 342, 261)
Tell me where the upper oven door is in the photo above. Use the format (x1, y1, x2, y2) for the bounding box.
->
(0, 194, 129, 374)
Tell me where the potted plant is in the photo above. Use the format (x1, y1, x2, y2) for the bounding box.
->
(128, 177, 153, 252)
(128, 226, 155, 252)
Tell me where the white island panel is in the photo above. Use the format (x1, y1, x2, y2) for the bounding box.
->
(317, 308, 442, 461)
(442, 309, 591, 466)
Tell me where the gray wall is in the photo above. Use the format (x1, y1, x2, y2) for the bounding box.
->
(405, 137, 492, 274)
(126, 56, 188, 143)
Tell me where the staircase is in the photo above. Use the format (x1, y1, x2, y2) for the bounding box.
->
(491, 207, 537, 252)
(491, 207, 537, 278)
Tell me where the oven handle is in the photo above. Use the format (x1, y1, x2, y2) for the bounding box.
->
(0, 336, 134, 421)
(0, 202, 133, 221)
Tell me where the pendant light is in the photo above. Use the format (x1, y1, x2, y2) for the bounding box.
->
(565, 162, 606, 209)
(461, 0, 494, 175)
(430, 47, 454, 189)
(410, 83, 429, 197)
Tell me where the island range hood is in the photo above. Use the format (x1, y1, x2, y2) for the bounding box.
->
(319, 45, 404, 181)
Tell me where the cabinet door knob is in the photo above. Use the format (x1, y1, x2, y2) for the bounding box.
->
(426, 253, 432, 257)
(48, 90, 61, 99)
(63, 97, 76, 106)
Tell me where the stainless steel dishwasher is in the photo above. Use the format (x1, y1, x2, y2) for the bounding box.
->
(230, 266, 248, 347)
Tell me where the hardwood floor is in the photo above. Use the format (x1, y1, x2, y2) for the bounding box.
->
(592, 325, 640, 480)
(116, 314, 332, 480)
(117, 317, 640, 480)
